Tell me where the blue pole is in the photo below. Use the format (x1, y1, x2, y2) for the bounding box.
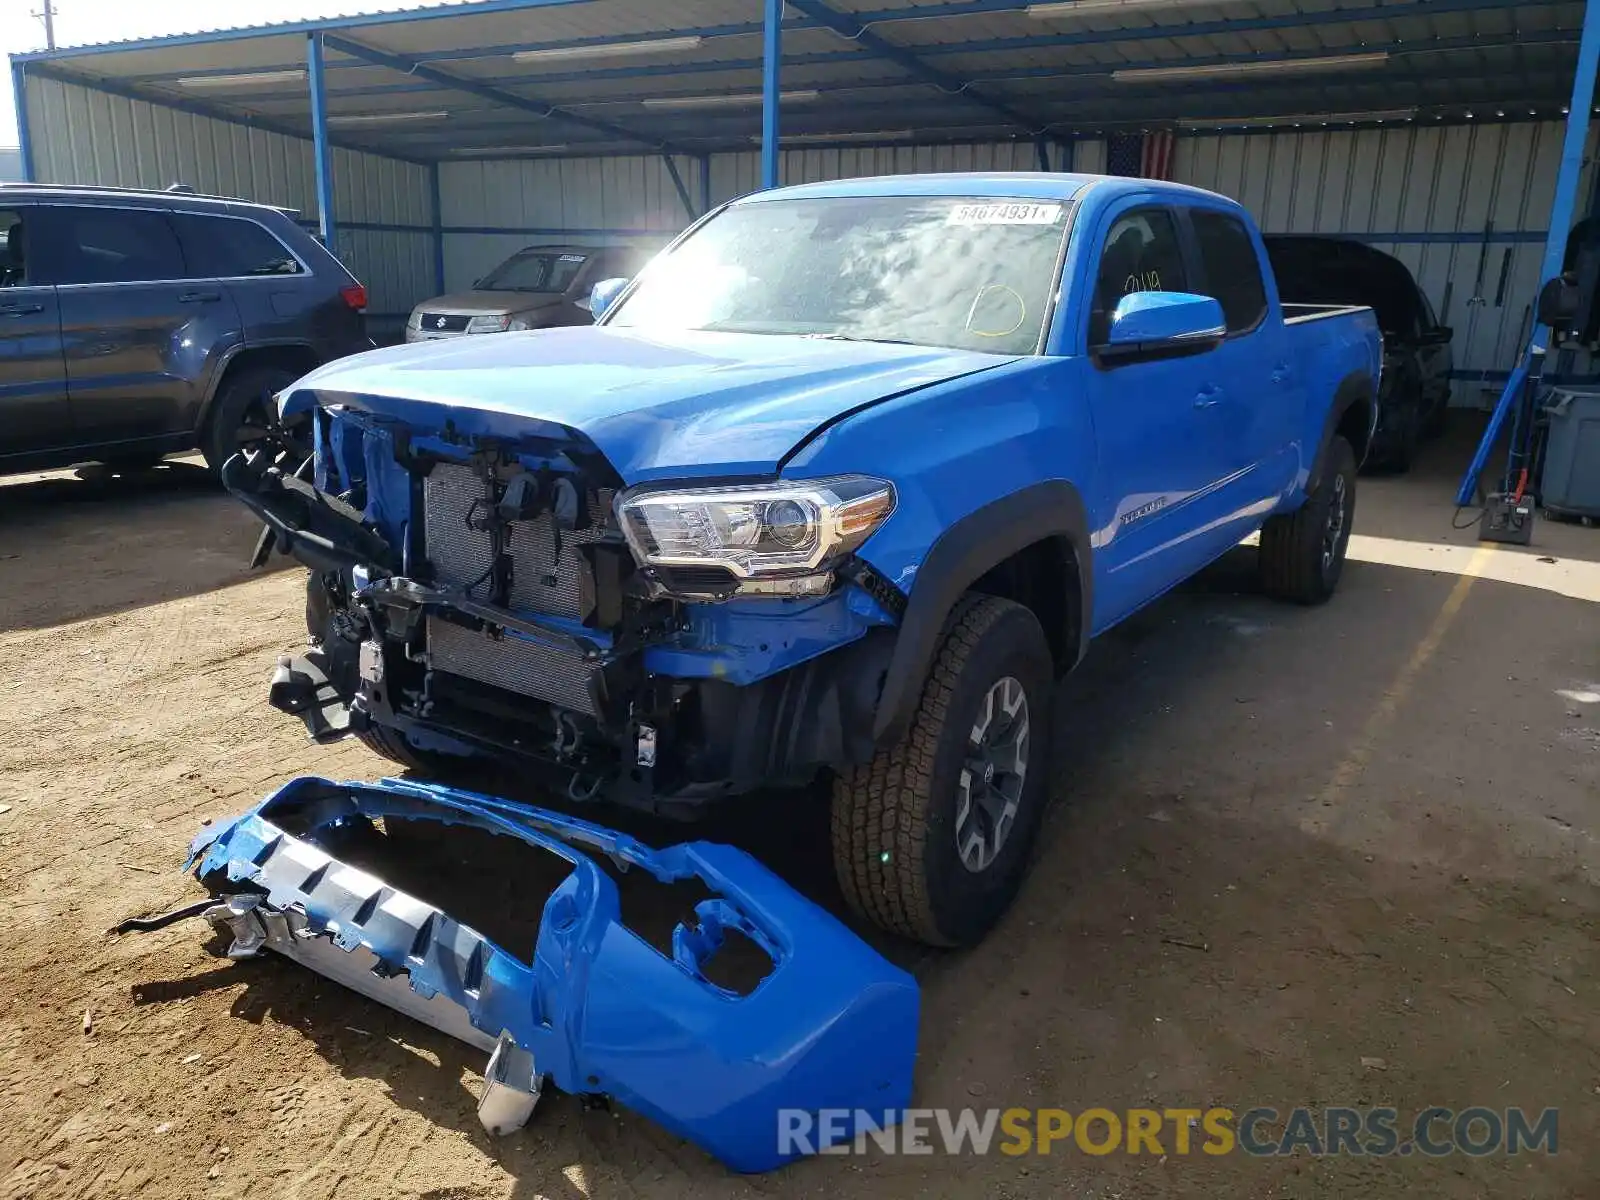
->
(761, 0, 782, 190)
(307, 33, 338, 251)
(1034, 136, 1051, 172)
(429, 162, 445, 293)
(11, 63, 34, 181)
(1455, 0, 1600, 506)
(698, 153, 712, 214)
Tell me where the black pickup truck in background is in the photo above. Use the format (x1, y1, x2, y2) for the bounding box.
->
(1266, 234, 1454, 472)
(0, 184, 373, 479)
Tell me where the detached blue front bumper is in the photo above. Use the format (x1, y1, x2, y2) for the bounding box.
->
(150, 776, 918, 1173)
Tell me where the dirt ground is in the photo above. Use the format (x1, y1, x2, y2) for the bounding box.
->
(1, 429, 1597, 1200)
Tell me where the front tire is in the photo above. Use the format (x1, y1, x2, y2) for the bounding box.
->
(1259, 434, 1357, 604)
(831, 595, 1053, 947)
(202, 365, 309, 474)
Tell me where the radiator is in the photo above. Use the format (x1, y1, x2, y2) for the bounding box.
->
(421, 463, 607, 715)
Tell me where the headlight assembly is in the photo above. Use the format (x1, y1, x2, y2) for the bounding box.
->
(616, 475, 896, 598)
(466, 314, 513, 334)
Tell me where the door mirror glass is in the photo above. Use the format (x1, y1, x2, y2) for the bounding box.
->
(1422, 325, 1453, 345)
(585, 277, 630, 321)
(1101, 291, 1225, 360)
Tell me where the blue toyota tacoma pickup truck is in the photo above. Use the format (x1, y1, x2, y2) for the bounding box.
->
(230, 172, 1381, 949)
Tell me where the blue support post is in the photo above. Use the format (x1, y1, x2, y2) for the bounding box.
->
(1034, 136, 1051, 173)
(761, 0, 782, 190)
(698, 153, 712, 216)
(11, 62, 34, 181)
(1058, 136, 1075, 172)
(307, 33, 338, 251)
(1455, 0, 1600, 506)
(429, 162, 446, 294)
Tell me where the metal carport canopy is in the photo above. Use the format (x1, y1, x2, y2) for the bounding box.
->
(10, 1, 1589, 176)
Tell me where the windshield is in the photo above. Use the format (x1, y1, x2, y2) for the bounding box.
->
(607, 196, 1072, 354)
(479, 250, 589, 293)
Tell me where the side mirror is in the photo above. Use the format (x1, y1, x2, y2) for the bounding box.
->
(1101, 291, 1226, 360)
(584, 277, 630, 321)
(1422, 325, 1453, 346)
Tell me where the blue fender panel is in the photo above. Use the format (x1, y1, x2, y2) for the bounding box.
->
(186, 776, 920, 1173)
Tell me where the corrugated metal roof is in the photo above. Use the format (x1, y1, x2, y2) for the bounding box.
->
(11, 0, 1586, 158)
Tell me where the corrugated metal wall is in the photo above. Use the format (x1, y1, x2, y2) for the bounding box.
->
(437, 156, 693, 292)
(1172, 121, 1600, 400)
(21, 73, 434, 330)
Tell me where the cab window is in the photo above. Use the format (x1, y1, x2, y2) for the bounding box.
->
(1189, 209, 1267, 335)
(1089, 208, 1188, 346)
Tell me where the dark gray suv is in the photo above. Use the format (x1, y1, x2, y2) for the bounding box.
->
(0, 184, 373, 477)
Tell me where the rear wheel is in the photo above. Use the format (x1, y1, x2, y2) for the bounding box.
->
(831, 595, 1053, 947)
(1259, 434, 1357, 605)
(202, 365, 311, 474)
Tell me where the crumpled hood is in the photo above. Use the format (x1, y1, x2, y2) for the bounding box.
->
(285, 325, 1018, 482)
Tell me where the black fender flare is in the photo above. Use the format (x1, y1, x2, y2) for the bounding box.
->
(195, 339, 322, 434)
(872, 481, 1092, 745)
(1307, 370, 1377, 492)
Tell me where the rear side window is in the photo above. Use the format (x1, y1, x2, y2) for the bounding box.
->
(1190, 209, 1267, 334)
(35, 205, 185, 286)
(0, 209, 28, 287)
(1090, 207, 1189, 345)
(172, 213, 304, 277)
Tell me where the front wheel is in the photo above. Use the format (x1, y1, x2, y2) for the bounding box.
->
(202, 365, 310, 474)
(831, 595, 1053, 947)
(1258, 434, 1357, 605)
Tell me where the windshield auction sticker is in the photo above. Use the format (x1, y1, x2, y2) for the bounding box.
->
(947, 202, 1064, 226)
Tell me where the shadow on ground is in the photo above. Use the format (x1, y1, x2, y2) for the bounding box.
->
(0, 458, 295, 633)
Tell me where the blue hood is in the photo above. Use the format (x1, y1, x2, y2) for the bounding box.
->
(286, 325, 1018, 482)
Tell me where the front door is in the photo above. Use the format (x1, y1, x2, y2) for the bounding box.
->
(1181, 205, 1301, 551)
(1077, 202, 1231, 629)
(0, 205, 70, 459)
(34, 203, 242, 447)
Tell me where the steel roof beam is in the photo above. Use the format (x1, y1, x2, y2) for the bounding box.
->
(782, 0, 1040, 131)
(258, 29, 1574, 110)
(320, 33, 676, 153)
(104, 0, 1545, 83)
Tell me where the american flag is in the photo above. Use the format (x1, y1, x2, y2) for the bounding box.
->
(1106, 130, 1177, 180)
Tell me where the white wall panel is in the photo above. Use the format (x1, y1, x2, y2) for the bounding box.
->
(1174, 122, 1600, 396)
(709, 141, 1040, 204)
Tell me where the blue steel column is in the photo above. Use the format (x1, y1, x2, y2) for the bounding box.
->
(1034, 136, 1051, 172)
(429, 162, 446, 293)
(698, 153, 712, 215)
(1455, 0, 1600, 505)
(307, 33, 338, 250)
(11, 62, 35, 182)
(761, 0, 782, 190)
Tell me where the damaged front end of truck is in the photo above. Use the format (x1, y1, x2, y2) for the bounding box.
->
(226, 379, 905, 817)
(117, 775, 919, 1172)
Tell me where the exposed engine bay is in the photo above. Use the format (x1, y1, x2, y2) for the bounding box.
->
(226, 405, 901, 817)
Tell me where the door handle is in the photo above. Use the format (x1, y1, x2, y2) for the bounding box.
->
(179, 290, 222, 304)
(0, 302, 44, 317)
(1271, 363, 1293, 385)
(1194, 385, 1225, 409)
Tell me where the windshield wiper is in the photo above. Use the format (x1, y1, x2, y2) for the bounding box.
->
(801, 333, 922, 346)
